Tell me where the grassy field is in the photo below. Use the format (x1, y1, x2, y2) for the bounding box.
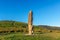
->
(1, 21, 60, 40)
(0, 32, 60, 40)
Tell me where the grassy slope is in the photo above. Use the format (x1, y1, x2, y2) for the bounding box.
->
(0, 20, 60, 40)
(0, 20, 27, 28)
(0, 32, 60, 40)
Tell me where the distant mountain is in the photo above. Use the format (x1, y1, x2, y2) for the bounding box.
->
(38, 25, 60, 30)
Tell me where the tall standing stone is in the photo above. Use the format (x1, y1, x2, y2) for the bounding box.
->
(28, 10, 33, 35)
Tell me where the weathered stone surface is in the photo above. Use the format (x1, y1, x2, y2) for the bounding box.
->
(28, 10, 33, 35)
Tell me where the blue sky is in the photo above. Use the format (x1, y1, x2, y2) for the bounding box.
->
(0, 0, 60, 26)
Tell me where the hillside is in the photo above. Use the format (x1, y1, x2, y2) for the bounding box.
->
(0, 20, 27, 28)
(0, 20, 60, 33)
(0, 20, 28, 33)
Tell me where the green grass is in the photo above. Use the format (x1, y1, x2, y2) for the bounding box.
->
(0, 32, 60, 40)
